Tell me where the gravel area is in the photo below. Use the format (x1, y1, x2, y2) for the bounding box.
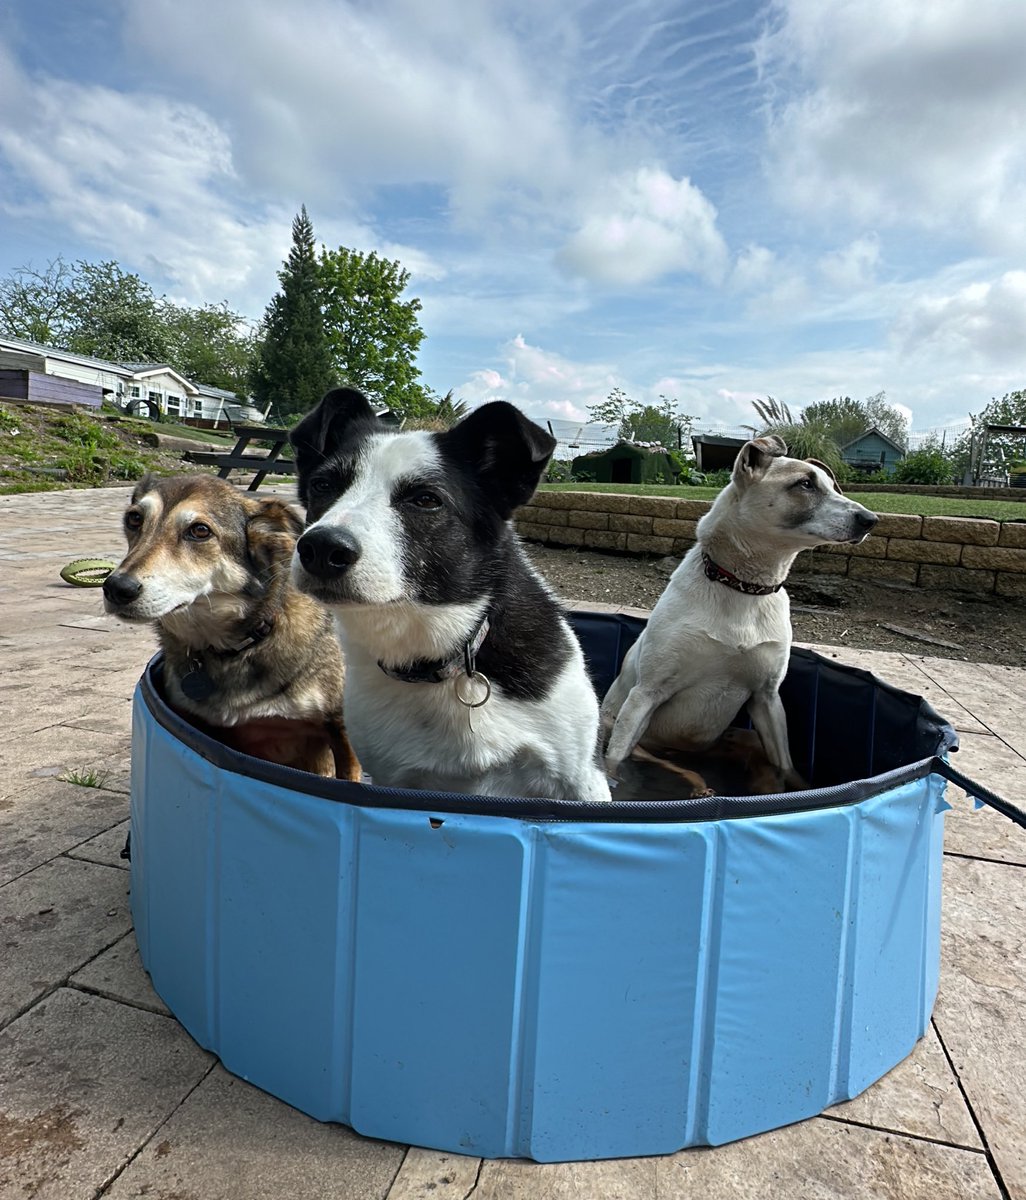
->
(525, 543, 1026, 668)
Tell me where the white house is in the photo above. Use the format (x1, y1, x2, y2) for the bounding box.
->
(0, 334, 261, 423)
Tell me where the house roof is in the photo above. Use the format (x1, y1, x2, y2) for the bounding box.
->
(0, 334, 133, 376)
(691, 433, 747, 448)
(120, 363, 197, 393)
(839, 426, 907, 456)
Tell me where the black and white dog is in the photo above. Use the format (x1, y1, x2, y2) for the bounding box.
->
(289, 387, 611, 803)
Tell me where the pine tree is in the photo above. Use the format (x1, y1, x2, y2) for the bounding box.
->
(251, 207, 335, 423)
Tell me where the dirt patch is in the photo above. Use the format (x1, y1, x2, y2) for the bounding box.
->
(525, 543, 1026, 668)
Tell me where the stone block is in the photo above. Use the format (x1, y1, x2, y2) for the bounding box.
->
(871, 512, 923, 538)
(528, 490, 577, 510)
(609, 513, 653, 534)
(922, 516, 1000, 545)
(651, 517, 698, 539)
(626, 533, 675, 555)
(584, 529, 628, 551)
(672, 538, 698, 556)
(548, 526, 585, 547)
(792, 553, 849, 576)
(567, 510, 609, 531)
(513, 522, 550, 543)
(627, 495, 678, 517)
(886, 538, 962, 565)
(961, 544, 1026, 572)
(998, 521, 1026, 548)
(995, 572, 1026, 599)
(563, 491, 632, 513)
(517, 504, 568, 527)
(848, 558, 918, 584)
(674, 498, 713, 520)
(918, 564, 996, 593)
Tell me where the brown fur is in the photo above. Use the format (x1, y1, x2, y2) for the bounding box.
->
(104, 474, 359, 780)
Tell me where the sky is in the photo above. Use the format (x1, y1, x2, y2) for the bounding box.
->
(2, 0, 1026, 438)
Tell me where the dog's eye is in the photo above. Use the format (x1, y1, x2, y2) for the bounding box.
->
(187, 522, 212, 540)
(407, 490, 443, 511)
(310, 478, 333, 495)
(125, 510, 143, 529)
(794, 477, 817, 491)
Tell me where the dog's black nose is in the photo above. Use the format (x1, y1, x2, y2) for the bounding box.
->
(855, 510, 879, 530)
(102, 572, 143, 606)
(297, 527, 362, 578)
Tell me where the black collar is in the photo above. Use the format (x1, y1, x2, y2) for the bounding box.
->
(178, 616, 278, 703)
(379, 610, 491, 685)
(702, 552, 784, 596)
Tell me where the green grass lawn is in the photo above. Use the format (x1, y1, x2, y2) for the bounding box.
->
(113, 416, 236, 445)
(539, 482, 1026, 521)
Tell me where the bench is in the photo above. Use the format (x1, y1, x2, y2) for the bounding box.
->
(185, 425, 294, 491)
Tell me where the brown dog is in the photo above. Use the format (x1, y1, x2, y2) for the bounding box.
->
(103, 474, 359, 779)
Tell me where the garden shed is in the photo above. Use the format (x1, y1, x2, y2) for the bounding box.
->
(691, 433, 747, 473)
(840, 427, 906, 476)
(571, 440, 676, 484)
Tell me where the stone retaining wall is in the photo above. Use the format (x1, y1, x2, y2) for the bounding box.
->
(515, 491, 1026, 599)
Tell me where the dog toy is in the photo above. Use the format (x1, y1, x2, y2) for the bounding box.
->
(60, 558, 116, 587)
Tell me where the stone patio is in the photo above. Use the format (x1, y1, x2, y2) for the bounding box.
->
(1, 484, 1024, 1200)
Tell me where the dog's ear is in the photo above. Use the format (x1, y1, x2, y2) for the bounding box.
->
(245, 499, 305, 575)
(733, 435, 786, 489)
(805, 458, 844, 495)
(289, 388, 379, 501)
(440, 401, 556, 518)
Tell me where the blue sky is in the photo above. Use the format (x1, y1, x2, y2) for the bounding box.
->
(2, 0, 1025, 435)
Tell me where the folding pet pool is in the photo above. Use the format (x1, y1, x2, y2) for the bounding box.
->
(129, 611, 1020, 1163)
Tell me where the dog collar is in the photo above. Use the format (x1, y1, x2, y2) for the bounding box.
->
(378, 612, 491, 685)
(179, 616, 277, 703)
(702, 552, 784, 596)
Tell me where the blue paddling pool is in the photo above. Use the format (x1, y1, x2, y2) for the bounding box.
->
(128, 611, 1021, 1162)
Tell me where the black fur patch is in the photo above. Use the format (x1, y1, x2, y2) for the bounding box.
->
(291, 391, 576, 703)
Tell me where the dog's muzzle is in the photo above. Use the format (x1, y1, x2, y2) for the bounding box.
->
(849, 510, 879, 542)
(296, 527, 362, 579)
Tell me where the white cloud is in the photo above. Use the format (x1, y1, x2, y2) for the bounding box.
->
(895, 270, 1026, 364)
(762, 0, 1026, 251)
(558, 167, 728, 287)
(817, 236, 880, 290)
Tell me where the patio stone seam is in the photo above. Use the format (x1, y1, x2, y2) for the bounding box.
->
(942, 850, 1026, 871)
(460, 1158, 484, 1200)
(0, 928, 129, 1034)
(67, 978, 168, 1018)
(932, 1018, 1013, 1200)
(817, 1111, 986, 1154)
(93, 1058, 219, 1199)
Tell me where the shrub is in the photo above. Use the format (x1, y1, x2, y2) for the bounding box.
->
(892, 448, 954, 485)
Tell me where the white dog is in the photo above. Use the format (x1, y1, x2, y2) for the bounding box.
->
(602, 437, 878, 790)
(289, 387, 611, 803)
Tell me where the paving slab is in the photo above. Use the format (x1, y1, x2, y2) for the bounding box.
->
(472, 1119, 999, 1199)
(65, 818, 131, 871)
(825, 1023, 980, 1149)
(70, 932, 169, 1016)
(385, 1148, 481, 1200)
(0, 857, 131, 1028)
(104, 1065, 405, 1200)
(934, 855, 1026, 1200)
(0, 776, 127, 885)
(0, 988, 213, 1200)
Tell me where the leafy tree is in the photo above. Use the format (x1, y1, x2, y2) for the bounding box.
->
(318, 246, 431, 418)
(0, 258, 78, 344)
(800, 392, 908, 449)
(64, 261, 171, 363)
(161, 301, 257, 395)
(251, 207, 335, 423)
(587, 389, 693, 448)
(951, 390, 1026, 481)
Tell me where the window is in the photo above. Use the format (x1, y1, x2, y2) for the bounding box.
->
(130, 385, 141, 399)
(165, 393, 181, 416)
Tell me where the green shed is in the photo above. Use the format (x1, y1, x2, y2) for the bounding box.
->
(571, 441, 677, 484)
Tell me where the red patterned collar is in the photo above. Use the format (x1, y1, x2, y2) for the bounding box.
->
(701, 552, 784, 596)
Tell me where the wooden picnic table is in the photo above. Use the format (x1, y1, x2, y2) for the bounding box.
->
(186, 424, 295, 491)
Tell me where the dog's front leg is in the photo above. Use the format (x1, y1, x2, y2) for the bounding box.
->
(748, 689, 806, 791)
(604, 679, 677, 778)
